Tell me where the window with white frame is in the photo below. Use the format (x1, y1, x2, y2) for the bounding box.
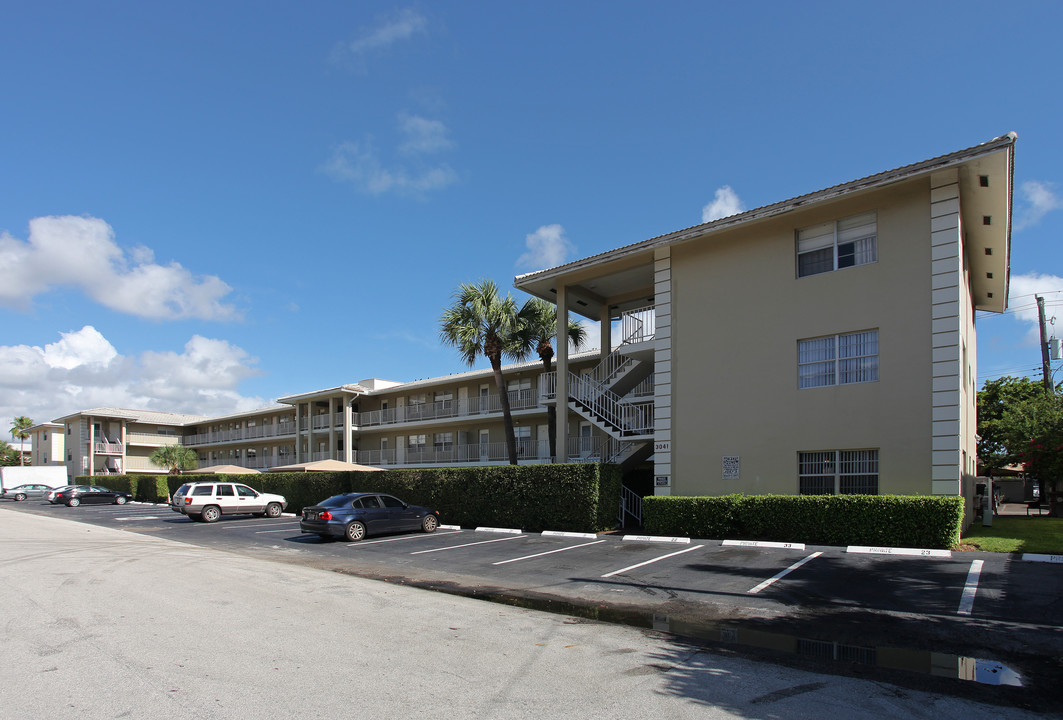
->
(798, 330, 878, 389)
(797, 211, 877, 278)
(514, 425, 532, 456)
(408, 434, 426, 451)
(799, 450, 879, 495)
(433, 432, 453, 451)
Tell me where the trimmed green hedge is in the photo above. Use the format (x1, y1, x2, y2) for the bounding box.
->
(75, 474, 170, 503)
(644, 494, 964, 549)
(92, 463, 621, 533)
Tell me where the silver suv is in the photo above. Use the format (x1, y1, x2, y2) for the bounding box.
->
(171, 482, 287, 523)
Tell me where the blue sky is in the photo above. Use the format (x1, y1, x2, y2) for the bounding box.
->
(2, 1, 1062, 427)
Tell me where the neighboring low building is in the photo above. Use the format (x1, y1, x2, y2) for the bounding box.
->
(27, 423, 64, 467)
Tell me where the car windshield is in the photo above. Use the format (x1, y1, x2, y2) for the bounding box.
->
(320, 494, 357, 508)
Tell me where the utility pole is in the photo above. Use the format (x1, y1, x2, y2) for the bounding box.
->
(1037, 295, 1053, 394)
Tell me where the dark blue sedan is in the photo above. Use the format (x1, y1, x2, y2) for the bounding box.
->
(300, 493, 440, 542)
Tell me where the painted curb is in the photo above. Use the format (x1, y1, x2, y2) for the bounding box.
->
(722, 539, 806, 550)
(847, 545, 951, 558)
(541, 530, 598, 539)
(623, 534, 691, 544)
(475, 527, 523, 534)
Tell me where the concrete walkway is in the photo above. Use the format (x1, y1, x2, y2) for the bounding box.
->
(0, 508, 1042, 719)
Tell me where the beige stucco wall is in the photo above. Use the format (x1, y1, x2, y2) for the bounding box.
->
(668, 178, 942, 496)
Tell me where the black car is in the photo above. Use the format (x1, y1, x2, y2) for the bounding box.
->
(54, 485, 133, 507)
(300, 493, 440, 542)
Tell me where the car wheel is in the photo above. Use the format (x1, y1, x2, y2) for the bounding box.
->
(201, 505, 221, 523)
(265, 502, 282, 519)
(344, 521, 366, 542)
(114, 496, 128, 505)
(67, 497, 81, 507)
(14, 493, 27, 502)
(422, 514, 438, 533)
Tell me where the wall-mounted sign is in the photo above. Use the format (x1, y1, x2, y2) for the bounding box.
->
(655, 475, 670, 487)
(654, 441, 671, 453)
(722, 456, 740, 480)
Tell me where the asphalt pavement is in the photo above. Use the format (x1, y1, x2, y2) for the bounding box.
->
(0, 506, 1052, 719)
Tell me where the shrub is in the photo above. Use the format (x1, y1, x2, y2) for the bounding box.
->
(644, 494, 964, 549)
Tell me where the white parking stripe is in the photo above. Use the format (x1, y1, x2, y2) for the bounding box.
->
(493, 540, 606, 565)
(747, 552, 823, 594)
(339, 531, 462, 544)
(957, 559, 984, 615)
(410, 535, 524, 555)
(600, 545, 704, 578)
(115, 516, 163, 521)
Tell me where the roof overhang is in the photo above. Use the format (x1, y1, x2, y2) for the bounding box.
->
(515, 133, 1016, 319)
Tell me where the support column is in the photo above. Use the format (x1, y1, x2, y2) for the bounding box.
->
(599, 305, 612, 356)
(555, 285, 569, 463)
(344, 399, 354, 463)
(653, 248, 673, 495)
(328, 397, 337, 459)
(929, 169, 964, 496)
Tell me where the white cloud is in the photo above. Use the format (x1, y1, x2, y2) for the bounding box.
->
(701, 186, 744, 223)
(331, 8, 428, 70)
(517, 224, 575, 271)
(0, 216, 240, 321)
(1015, 180, 1063, 231)
(1007, 273, 1063, 346)
(322, 114, 459, 196)
(398, 113, 454, 155)
(0, 326, 266, 427)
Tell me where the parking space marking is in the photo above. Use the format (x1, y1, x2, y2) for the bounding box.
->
(476, 527, 523, 534)
(1022, 553, 1063, 564)
(339, 530, 462, 545)
(601, 545, 704, 578)
(116, 516, 163, 521)
(410, 535, 525, 555)
(542, 530, 598, 539)
(957, 559, 984, 615)
(493, 540, 606, 565)
(747, 551, 823, 594)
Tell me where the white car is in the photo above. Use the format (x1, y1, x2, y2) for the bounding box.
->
(171, 481, 287, 523)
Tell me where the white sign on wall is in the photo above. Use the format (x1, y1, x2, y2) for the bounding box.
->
(722, 456, 740, 480)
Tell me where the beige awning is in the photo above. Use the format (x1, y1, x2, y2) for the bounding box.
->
(266, 459, 384, 473)
(188, 464, 262, 475)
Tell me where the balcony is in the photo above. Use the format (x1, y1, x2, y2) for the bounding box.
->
(357, 390, 539, 428)
(185, 423, 298, 447)
(359, 439, 550, 467)
(126, 432, 181, 447)
(93, 441, 124, 454)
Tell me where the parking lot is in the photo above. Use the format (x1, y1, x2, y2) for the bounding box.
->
(5, 497, 1063, 705)
(6, 499, 1062, 635)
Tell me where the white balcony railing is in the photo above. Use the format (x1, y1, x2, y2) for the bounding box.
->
(126, 432, 183, 447)
(93, 441, 124, 454)
(359, 440, 550, 467)
(185, 423, 298, 447)
(357, 390, 539, 428)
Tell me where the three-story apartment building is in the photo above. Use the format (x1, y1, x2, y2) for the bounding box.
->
(47, 134, 1015, 510)
(515, 133, 1016, 498)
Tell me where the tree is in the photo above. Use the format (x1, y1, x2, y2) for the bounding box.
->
(977, 376, 1046, 474)
(9, 416, 32, 467)
(1004, 392, 1063, 510)
(0, 440, 20, 467)
(440, 280, 525, 465)
(150, 444, 199, 474)
(516, 298, 587, 460)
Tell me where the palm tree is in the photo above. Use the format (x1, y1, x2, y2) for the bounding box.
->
(517, 298, 587, 460)
(9, 416, 32, 467)
(440, 280, 525, 465)
(150, 444, 199, 474)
